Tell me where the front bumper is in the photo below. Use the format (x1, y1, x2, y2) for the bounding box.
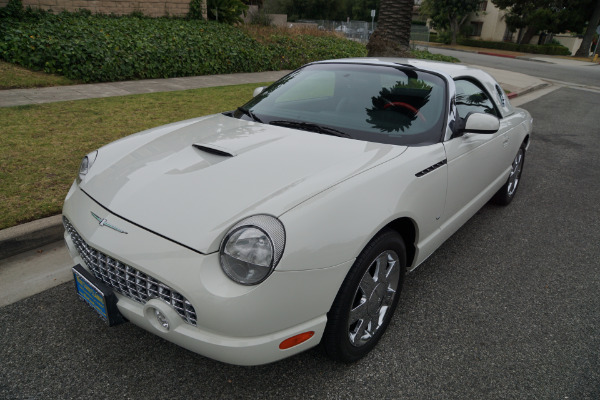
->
(63, 183, 354, 365)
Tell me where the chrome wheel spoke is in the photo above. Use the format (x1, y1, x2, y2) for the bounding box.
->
(383, 286, 396, 305)
(507, 150, 523, 196)
(348, 249, 401, 347)
(349, 298, 368, 323)
(359, 271, 377, 297)
(350, 318, 372, 345)
(374, 254, 389, 283)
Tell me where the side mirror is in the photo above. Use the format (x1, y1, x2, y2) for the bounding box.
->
(461, 113, 500, 135)
(253, 86, 265, 97)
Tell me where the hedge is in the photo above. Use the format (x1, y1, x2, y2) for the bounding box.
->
(458, 38, 571, 56)
(429, 33, 571, 56)
(0, 12, 367, 82)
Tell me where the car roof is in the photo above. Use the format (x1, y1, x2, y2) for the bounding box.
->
(313, 58, 515, 117)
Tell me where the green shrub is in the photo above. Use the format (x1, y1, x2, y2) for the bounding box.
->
(436, 30, 452, 45)
(0, 12, 366, 82)
(427, 33, 571, 55)
(207, 0, 247, 24)
(188, 0, 204, 20)
(0, 0, 23, 19)
(458, 38, 571, 55)
(410, 49, 459, 63)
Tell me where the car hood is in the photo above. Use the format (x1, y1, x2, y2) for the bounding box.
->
(81, 114, 407, 253)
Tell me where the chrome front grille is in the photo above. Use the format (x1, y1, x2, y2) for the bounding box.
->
(64, 217, 197, 326)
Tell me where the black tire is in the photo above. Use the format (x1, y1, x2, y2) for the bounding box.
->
(492, 146, 525, 206)
(321, 229, 407, 362)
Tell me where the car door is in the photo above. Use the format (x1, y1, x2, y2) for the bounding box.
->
(440, 78, 511, 232)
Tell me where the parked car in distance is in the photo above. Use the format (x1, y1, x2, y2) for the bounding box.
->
(63, 58, 532, 365)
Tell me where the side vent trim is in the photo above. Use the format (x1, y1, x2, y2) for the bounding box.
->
(415, 159, 447, 177)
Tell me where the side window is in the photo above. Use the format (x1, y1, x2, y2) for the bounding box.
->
(495, 84, 506, 107)
(454, 79, 498, 118)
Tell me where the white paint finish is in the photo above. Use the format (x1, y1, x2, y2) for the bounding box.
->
(280, 144, 448, 271)
(464, 113, 500, 133)
(118, 295, 329, 366)
(81, 114, 406, 254)
(0, 241, 73, 307)
(64, 185, 352, 336)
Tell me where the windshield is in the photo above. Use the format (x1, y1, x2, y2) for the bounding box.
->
(232, 63, 447, 146)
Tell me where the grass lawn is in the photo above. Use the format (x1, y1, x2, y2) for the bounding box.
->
(0, 82, 269, 230)
(0, 61, 77, 89)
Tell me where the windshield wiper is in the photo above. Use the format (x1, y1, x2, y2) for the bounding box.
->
(269, 120, 350, 138)
(237, 107, 262, 123)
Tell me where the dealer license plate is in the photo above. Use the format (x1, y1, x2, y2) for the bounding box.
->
(72, 264, 125, 326)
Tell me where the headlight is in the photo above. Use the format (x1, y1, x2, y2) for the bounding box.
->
(77, 150, 98, 184)
(219, 215, 285, 285)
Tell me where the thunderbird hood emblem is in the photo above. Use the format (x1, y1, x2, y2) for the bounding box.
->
(91, 212, 128, 234)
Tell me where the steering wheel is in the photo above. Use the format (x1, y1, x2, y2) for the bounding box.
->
(383, 101, 427, 122)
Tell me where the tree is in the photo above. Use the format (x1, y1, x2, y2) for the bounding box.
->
(348, 0, 380, 21)
(367, 0, 414, 57)
(575, 0, 600, 56)
(421, 0, 479, 45)
(264, 0, 379, 21)
(207, 0, 248, 23)
(493, 0, 592, 45)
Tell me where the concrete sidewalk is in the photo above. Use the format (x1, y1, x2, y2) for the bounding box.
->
(0, 64, 549, 260)
(0, 63, 549, 108)
(0, 70, 292, 108)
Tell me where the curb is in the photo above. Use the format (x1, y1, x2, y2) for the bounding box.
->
(506, 82, 550, 99)
(478, 51, 517, 59)
(0, 215, 64, 260)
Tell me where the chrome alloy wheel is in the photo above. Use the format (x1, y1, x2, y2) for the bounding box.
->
(507, 148, 524, 196)
(347, 250, 401, 347)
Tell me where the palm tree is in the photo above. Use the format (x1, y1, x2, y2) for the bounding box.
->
(575, 0, 600, 57)
(367, 0, 414, 57)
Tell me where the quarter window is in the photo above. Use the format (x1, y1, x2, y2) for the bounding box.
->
(454, 79, 498, 118)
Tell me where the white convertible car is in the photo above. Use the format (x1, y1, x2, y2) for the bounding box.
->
(63, 58, 532, 365)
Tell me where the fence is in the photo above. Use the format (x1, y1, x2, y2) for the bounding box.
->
(296, 20, 430, 47)
(298, 20, 373, 43)
(410, 24, 430, 49)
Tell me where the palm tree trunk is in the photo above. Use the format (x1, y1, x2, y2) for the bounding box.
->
(367, 0, 414, 57)
(575, 0, 600, 57)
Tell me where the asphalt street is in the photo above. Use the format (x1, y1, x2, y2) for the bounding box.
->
(428, 47, 600, 89)
(1, 87, 599, 399)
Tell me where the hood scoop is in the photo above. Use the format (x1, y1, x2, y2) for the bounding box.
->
(193, 143, 237, 157)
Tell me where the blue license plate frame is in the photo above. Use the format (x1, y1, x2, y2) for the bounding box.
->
(72, 264, 125, 326)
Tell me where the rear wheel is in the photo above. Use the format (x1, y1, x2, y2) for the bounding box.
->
(493, 146, 525, 206)
(322, 230, 406, 362)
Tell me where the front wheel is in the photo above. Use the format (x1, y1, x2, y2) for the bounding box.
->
(493, 146, 525, 206)
(321, 230, 407, 362)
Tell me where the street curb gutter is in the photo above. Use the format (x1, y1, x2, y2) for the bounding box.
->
(478, 51, 517, 59)
(507, 82, 550, 99)
(0, 215, 64, 260)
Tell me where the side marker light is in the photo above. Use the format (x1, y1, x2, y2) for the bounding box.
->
(279, 331, 315, 350)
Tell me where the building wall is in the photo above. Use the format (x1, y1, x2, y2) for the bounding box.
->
(467, 2, 582, 53)
(242, 5, 287, 27)
(0, 0, 208, 18)
(467, 1, 508, 42)
(531, 35, 583, 55)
